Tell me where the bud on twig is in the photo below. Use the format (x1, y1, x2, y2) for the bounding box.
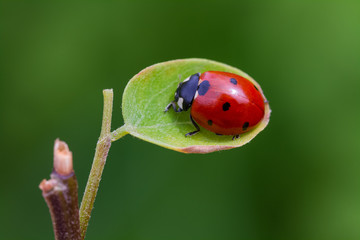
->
(39, 139, 81, 240)
(54, 139, 73, 175)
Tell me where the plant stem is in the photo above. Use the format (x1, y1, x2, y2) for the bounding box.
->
(39, 139, 81, 240)
(79, 89, 128, 239)
(79, 89, 113, 239)
(111, 125, 128, 142)
(46, 172, 81, 240)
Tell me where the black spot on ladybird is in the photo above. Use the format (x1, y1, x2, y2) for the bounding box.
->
(222, 102, 231, 111)
(242, 122, 249, 131)
(207, 120, 213, 126)
(253, 84, 259, 91)
(198, 80, 210, 96)
(230, 78, 237, 85)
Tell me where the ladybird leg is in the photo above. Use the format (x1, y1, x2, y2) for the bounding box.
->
(185, 114, 200, 137)
(232, 135, 240, 140)
(215, 133, 223, 136)
(164, 101, 176, 112)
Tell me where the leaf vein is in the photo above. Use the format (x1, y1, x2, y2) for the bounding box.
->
(134, 81, 176, 126)
(137, 121, 191, 129)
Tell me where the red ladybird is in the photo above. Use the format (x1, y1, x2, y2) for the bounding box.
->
(165, 71, 266, 139)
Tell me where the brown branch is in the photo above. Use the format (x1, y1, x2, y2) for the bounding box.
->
(39, 139, 81, 240)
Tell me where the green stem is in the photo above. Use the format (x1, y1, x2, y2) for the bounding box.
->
(111, 125, 129, 142)
(79, 89, 128, 239)
(79, 136, 111, 239)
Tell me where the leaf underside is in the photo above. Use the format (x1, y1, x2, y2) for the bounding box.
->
(122, 58, 271, 153)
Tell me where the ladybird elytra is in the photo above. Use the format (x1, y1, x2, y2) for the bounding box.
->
(165, 71, 266, 138)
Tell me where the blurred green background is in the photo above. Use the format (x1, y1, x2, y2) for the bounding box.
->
(1, 1, 360, 239)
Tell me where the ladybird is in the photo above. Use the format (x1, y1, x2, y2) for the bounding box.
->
(165, 71, 266, 139)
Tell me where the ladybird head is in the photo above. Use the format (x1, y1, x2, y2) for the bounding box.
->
(174, 73, 200, 111)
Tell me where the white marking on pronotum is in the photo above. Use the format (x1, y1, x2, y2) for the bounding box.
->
(182, 76, 190, 82)
(194, 91, 199, 99)
(177, 97, 184, 109)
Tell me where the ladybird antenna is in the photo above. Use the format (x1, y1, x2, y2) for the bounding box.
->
(178, 74, 182, 82)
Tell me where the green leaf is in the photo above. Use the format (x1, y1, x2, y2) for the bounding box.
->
(121, 58, 271, 153)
